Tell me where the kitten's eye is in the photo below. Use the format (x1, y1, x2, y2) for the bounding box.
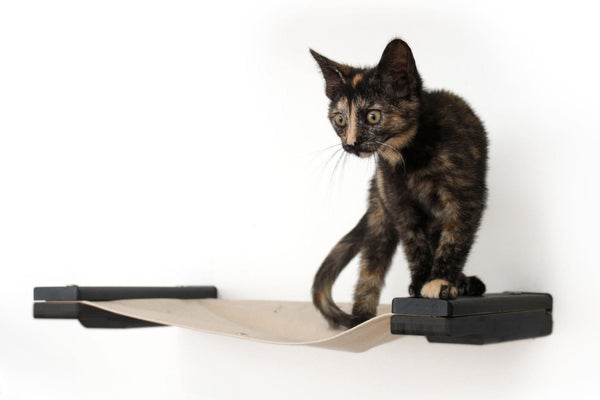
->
(367, 110, 381, 124)
(333, 114, 346, 127)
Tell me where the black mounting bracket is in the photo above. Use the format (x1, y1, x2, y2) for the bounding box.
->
(390, 292, 553, 344)
(33, 286, 217, 328)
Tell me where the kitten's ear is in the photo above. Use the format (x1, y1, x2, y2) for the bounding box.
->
(310, 49, 351, 99)
(376, 39, 422, 97)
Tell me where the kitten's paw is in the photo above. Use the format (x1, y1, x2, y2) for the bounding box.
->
(350, 304, 376, 328)
(408, 282, 423, 297)
(463, 275, 486, 296)
(349, 313, 373, 328)
(420, 279, 458, 299)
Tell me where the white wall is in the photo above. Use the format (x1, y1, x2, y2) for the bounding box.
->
(1, 0, 599, 398)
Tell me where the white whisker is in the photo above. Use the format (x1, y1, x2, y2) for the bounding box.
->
(323, 147, 343, 171)
(330, 147, 345, 186)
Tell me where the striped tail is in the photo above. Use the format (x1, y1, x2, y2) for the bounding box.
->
(312, 214, 367, 328)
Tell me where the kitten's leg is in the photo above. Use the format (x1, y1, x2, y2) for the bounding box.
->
(351, 198, 399, 326)
(422, 190, 483, 299)
(395, 202, 434, 298)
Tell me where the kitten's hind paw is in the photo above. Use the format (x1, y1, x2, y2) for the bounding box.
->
(420, 279, 458, 299)
(349, 308, 376, 328)
(349, 313, 373, 328)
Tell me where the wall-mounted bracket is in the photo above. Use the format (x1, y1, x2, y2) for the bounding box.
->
(390, 292, 553, 344)
(33, 286, 218, 328)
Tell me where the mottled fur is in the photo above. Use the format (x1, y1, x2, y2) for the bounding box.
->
(311, 39, 487, 329)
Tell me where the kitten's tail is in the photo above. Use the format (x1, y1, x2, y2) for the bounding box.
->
(312, 214, 367, 329)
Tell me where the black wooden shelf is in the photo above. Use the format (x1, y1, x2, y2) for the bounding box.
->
(33, 286, 552, 343)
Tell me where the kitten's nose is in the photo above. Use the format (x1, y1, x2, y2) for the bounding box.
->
(343, 143, 360, 155)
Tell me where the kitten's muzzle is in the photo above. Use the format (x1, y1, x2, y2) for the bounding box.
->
(343, 142, 378, 157)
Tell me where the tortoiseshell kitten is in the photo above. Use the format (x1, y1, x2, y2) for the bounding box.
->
(311, 39, 487, 329)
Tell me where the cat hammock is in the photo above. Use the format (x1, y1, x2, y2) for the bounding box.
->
(33, 286, 553, 352)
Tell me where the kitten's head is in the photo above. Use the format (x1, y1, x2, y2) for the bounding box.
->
(310, 39, 422, 161)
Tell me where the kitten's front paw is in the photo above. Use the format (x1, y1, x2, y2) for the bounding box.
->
(420, 279, 458, 299)
(408, 282, 423, 297)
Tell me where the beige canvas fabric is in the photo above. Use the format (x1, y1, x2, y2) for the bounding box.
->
(78, 299, 399, 352)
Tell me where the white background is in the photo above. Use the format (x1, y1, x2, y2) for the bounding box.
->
(1, 0, 599, 399)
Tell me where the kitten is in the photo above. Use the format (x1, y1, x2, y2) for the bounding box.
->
(310, 39, 487, 329)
